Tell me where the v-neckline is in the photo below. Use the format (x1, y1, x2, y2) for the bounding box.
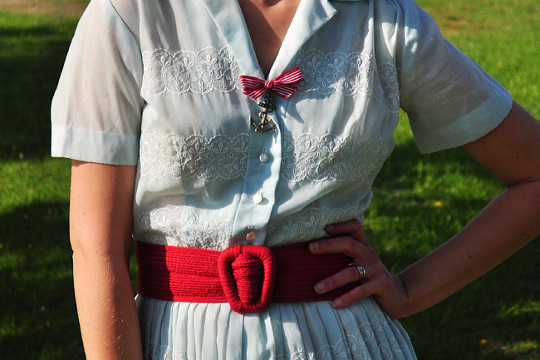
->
(237, 0, 302, 79)
(202, 0, 338, 80)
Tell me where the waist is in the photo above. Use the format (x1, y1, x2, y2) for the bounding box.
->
(136, 241, 355, 313)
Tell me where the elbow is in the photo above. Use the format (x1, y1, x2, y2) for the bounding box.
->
(70, 233, 132, 268)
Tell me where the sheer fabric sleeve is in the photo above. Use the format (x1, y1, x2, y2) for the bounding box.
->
(51, 0, 144, 165)
(394, 0, 512, 154)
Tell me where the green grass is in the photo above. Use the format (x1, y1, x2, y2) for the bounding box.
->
(0, 1, 539, 359)
(0, 10, 85, 358)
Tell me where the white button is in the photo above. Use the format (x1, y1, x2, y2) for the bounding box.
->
(259, 148, 270, 163)
(254, 188, 264, 204)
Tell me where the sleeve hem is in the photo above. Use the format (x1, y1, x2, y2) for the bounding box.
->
(413, 90, 513, 154)
(51, 125, 139, 165)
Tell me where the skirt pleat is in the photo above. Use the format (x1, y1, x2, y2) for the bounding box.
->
(136, 296, 416, 360)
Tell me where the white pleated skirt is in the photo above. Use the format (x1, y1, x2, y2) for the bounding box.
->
(136, 295, 417, 360)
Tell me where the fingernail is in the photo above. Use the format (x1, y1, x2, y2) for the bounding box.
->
(325, 224, 334, 232)
(314, 283, 324, 293)
(309, 242, 319, 251)
(332, 299, 342, 308)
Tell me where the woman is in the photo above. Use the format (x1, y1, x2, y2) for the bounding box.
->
(51, 0, 540, 358)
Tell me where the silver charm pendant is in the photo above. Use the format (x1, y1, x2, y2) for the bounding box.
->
(250, 96, 277, 133)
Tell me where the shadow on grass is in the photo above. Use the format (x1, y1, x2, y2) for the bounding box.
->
(0, 13, 77, 161)
(0, 200, 85, 359)
(377, 135, 502, 188)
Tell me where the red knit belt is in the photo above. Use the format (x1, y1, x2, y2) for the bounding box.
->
(136, 241, 356, 313)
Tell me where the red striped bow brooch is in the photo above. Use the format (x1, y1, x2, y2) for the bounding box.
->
(240, 66, 304, 100)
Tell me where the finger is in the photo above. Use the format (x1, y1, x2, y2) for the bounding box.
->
(325, 218, 363, 236)
(309, 237, 377, 265)
(314, 265, 368, 294)
(325, 219, 370, 248)
(309, 236, 366, 258)
(332, 281, 379, 309)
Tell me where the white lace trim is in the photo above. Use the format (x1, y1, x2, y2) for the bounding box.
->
(373, 63, 400, 113)
(296, 49, 400, 113)
(139, 132, 249, 181)
(141, 47, 400, 111)
(135, 206, 233, 250)
(141, 47, 241, 96)
(281, 133, 393, 183)
(135, 205, 366, 251)
(267, 205, 364, 247)
(296, 49, 373, 96)
(139, 131, 392, 186)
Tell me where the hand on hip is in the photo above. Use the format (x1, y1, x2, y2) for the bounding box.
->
(309, 219, 409, 319)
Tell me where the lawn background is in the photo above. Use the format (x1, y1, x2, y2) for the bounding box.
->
(0, 0, 538, 359)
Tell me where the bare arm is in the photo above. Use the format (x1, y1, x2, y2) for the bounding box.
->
(396, 101, 540, 316)
(310, 101, 540, 318)
(70, 161, 143, 359)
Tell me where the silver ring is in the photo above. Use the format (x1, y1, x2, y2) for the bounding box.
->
(348, 263, 367, 280)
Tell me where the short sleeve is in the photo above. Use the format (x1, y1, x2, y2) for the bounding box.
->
(51, 0, 144, 165)
(396, 0, 512, 154)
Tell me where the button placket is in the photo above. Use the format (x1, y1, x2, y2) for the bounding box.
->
(234, 66, 303, 246)
(231, 97, 283, 246)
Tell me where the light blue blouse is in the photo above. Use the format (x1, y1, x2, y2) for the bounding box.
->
(51, 0, 512, 358)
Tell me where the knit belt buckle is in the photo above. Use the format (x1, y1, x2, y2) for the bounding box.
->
(217, 245, 277, 313)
